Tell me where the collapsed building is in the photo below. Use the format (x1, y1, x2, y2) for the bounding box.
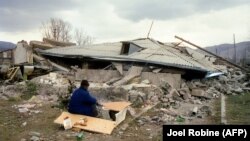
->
(0, 38, 77, 82)
(0, 41, 16, 65)
(1, 36, 249, 135)
(37, 37, 242, 89)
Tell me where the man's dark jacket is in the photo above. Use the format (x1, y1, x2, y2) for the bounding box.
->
(68, 87, 97, 116)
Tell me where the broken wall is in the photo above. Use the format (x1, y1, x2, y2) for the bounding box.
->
(76, 69, 121, 83)
(0, 50, 13, 64)
(141, 72, 181, 88)
(76, 69, 181, 88)
(13, 42, 33, 64)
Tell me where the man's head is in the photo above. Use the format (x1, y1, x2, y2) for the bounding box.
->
(81, 80, 90, 89)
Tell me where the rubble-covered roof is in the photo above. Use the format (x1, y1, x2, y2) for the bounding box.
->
(40, 42, 122, 57)
(39, 38, 220, 72)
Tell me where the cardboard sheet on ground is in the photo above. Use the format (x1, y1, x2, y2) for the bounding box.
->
(54, 101, 131, 134)
(102, 101, 131, 111)
(54, 112, 116, 134)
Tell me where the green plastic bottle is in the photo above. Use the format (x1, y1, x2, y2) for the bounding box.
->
(76, 132, 84, 141)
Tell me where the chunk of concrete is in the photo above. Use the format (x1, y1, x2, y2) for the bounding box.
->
(18, 108, 29, 113)
(191, 88, 210, 99)
(218, 75, 228, 83)
(141, 79, 150, 84)
(30, 136, 39, 141)
(178, 88, 191, 100)
(169, 89, 182, 101)
(160, 108, 178, 117)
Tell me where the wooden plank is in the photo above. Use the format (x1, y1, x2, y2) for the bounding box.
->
(54, 112, 116, 134)
(102, 101, 131, 112)
(175, 35, 246, 71)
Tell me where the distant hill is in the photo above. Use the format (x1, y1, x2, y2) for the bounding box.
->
(0, 41, 16, 52)
(205, 41, 250, 64)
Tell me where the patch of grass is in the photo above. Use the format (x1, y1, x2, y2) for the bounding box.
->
(21, 81, 38, 100)
(8, 96, 22, 102)
(209, 98, 221, 124)
(226, 93, 250, 124)
(176, 115, 185, 123)
(0, 100, 62, 141)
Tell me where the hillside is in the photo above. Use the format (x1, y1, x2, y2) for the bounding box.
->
(205, 41, 250, 64)
(0, 41, 16, 52)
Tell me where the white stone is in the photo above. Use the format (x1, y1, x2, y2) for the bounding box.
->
(18, 108, 29, 113)
(22, 122, 27, 127)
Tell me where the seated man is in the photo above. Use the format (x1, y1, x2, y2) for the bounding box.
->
(68, 80, 99, 117)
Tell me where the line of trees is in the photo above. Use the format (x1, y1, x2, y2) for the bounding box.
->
(41, 18, 94, 46)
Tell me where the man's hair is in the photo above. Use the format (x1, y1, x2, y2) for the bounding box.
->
(81, 80, 89, 87)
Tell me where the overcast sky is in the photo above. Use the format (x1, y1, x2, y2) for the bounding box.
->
(1, 0, 250, 46)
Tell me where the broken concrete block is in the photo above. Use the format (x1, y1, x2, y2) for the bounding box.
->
(189, 99, 202, 105)
(181, 81, 188, 88)
(138, 92, 147, 101)
(170, 89, 182, 101)
(150, 95, 159, 103)
(21, 122, 27, 127)
(160, 108, 178, 117)
(128, 90, 146, 107)
(113, 66, 143, 86)
(127, 107, 136, 117)
(17, 104, 36, 109)
(186, 81, 196, 89)
(151, 116, 160, 122)
(30, 136, 39, 141)
(112, 62, 123, 75)
(128, 90, 145, 102)
(161, 114, 175, 122)
(147, 92, 155, 100)
(18, 108, 29, 113)
(141, 79, 150, 84)
(218, 75, 228, 83)
(161, 82, 172, 95)
(137, 119, 145, 126)
(231, 87, 243, 94)
(178, 88, 191, 100)
(234, 71, 243, 76)
(29, 131, 41, 137)
(191, 88, 210, 99)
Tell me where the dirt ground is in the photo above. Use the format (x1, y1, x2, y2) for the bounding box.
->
(0, 97, 221, 141)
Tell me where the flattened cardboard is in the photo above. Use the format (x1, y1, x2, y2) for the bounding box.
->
(115, 108, 128, 125)
(54, 112, 116, 134)
(54, 101, 131, 134)
(102, 101, 131, 111)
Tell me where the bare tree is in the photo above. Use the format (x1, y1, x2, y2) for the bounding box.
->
(41, 18, 72, 42)
(74, 28, 94, 46)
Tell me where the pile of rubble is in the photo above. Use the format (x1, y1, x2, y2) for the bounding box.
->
(0, 65, 249, 127)
(119, 68, 248, 126)
(12, 103, 41, 114)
